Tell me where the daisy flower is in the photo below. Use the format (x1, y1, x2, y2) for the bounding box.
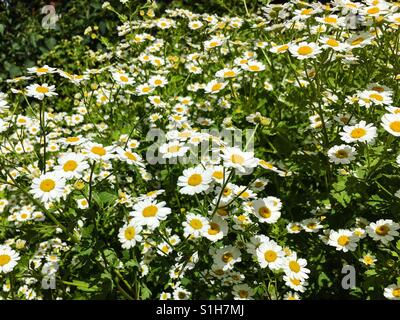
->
(256, 240, 285, 270)
(204, 216, 228, 242)
(204, 80, 228, 94)
(212, 245, 241, 271)
(358, 90, 392, 107)
(188, 20, 203, 30)
(148, 75, 168, 88)
(232, 284, 254, 300)
(381, 113, 400, 136)
(76, 198, 89, 209)
(112, 72, 134, 85)
(115, 147, 145, 167)
(130, 199, 171, 230)
(283, 253, 310, 280)
(269, 43, 290, 54)
(182, 213, 209, 238)
(283, 291, 301, 300)
(251, 198, 281, 224)
(26, 83, 58, 100)
(59, 135, 86, 146)
(118, 221, 143, 249)
(27, 65, 57, 75)
(54, 152, 89, 179)
(221, 147, 258, 173)
(178, 166, 213, 195)
(172, 287, 191, 300)
(301, 218, 324, 233)
(289, 42, 322, 60)
(244, 60, 265, 72)
(340, 121, 377, 144)
(347, 32, 373, 49)
(384, 284, 400, 300)
(328, 229, 358, 252)
(366, 219, 400, 244)
(359, 254, 376, 267)
(287, 222, 302, 234)
(136, 83, 155, 95)
(0, 245, 20, 273)
(159, 141, 189, 159)
(319, 37, 349, 51)
(30, 171, 66, 203)
(215, 67, 241, 79)
(283, 275, 308, 293)
(327, 144, 357, 164)
(83, 142, 115, 161)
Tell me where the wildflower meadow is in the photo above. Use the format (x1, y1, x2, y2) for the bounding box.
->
(0, 0, 400, 301)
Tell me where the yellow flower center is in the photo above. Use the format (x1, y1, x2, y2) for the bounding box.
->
(238, 290, 249, 298)
(370, 93, 383, 101)
(290, 278, 301, 286)
(392, 288, 400, 297)
(327, 39, 339, 47)
(222, 252, 233, 263)
(189, 218, 203, 230)
(277, 44, 289, 52)
(142, 205, 158, 217)
(367, 7, 380, 14)
(167, 145, 180, 153)
(390, 121, 400, 132)
(301, 8, 313, 15)
(224, 70, 236, 77)
(351, 37, 364, 46)
(0, 254, 11, 266)
(249, 65, 260, 71)
(289, 261, 301, 273)
(223, 188, 232, 196)
(142, 87, 151, 93)
(335, 150, 348, 158)
(337, 235, 350, 246)
(209, 41, 219, 47)
(120, 75, 129, 82)
(291, 225, 301, 232)
(375, 225, 389, 236)
(258, 206, 271, 218)
(91, 146, 106, 156)
(40, 179, 56, 192)
(363, 256, 374, 265)
(36, 67, 49, 73)
(124, 151, 137, 161)
(324, 17, 337, 23)
(63, 160, 78, 172)
(297, 46, 313, 55)
(211, 83, 223, 92)
(308, 223, 317, 229)
(231, 154, 245, 165)
(124, 226, 136, 240)
(154, 79, 162, 86)
(188, 173, 202, 186)
(264, 250, 277, 262)
(36, 86, 49, 93)
(66, 137, 80, 143)
(208, 222, 220, 235)
(350, 128, 366, 139)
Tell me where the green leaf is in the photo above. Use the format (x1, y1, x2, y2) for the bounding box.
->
(140, 285, 152, 299)
(364, 269, 377, 276)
